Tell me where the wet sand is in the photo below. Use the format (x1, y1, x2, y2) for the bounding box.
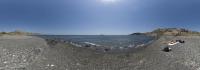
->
(1, 35, 200, 70)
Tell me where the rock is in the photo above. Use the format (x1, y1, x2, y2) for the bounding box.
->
(85, 45, 91, 47)
(104, 48, 110, 52)
(163, 47, 172, 52)
(131, 33, 145, 35)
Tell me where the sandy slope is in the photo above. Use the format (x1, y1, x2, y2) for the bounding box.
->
(0, 35, 47, 70)
(1, 35, 200, 70)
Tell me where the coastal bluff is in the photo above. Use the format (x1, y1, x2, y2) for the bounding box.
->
(131, 28, 200, 37)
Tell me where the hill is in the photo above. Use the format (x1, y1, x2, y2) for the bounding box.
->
(0, 30, 40, 35)
(131, 28, 200, 37)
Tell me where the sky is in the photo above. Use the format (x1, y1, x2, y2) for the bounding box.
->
(0, 0, 200, 35)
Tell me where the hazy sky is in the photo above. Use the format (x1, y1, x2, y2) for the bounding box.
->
(0, 0, 200, 35)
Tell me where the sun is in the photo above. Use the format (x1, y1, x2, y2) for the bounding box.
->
(101, 0, 118, 4)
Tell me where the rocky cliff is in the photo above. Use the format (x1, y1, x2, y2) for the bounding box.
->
(132, 28, 200, 37)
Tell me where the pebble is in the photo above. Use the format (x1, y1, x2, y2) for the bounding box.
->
(3, 61, 7, 64)
(47, 64, 55, 67)
(51, 64, 55, 67)
(46, 64, 50, 66)
(23, 59, 27, 62)
(119, 47, 123, 49)
(196, 67, 200, 70)
(3, 49, 7, 52)
(76, 63, 80, 66)
(12, 55, 16, 57)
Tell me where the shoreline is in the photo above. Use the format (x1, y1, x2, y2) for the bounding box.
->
(42, 35, 155, 53)
(1, 35, 200, 70)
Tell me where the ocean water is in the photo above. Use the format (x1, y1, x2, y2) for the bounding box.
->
(38, 35, 154, 48)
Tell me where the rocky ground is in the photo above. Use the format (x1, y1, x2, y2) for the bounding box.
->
(1, 35, 200, 70)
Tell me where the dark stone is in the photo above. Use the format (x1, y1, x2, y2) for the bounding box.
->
(104, 48, 110, 52)
(33, 48, 41, 55)
(125, 54, 130, 57)
(179, 40, 185, 43)
(176, 40, 185, 43)
(163, 47, 172, 52)
(85, 45, 91, 47)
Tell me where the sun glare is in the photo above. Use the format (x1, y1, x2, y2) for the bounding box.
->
(101, 0, 118, 4)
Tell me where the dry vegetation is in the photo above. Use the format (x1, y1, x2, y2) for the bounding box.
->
(0, 30, 40, 36)
(150, 28, 200, 36)
(132, 28, 200, 39)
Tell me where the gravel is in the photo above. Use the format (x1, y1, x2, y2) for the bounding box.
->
(1, 35, 200, 70)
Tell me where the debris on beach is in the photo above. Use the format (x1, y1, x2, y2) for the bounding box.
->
(167, 40, 185, 46)
(176, 40, 185, 43)
(163, 46, 172, 52)
(104, 48, 110, 52)
(46, 64, 55, 67)
(168, 42, 179, 46)
(162, 39, 185, 52)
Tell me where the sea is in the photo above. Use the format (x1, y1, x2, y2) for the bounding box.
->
(38, 35, 155, 48)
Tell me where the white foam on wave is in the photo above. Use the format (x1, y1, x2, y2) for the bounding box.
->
(84, 42, 100, 46)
